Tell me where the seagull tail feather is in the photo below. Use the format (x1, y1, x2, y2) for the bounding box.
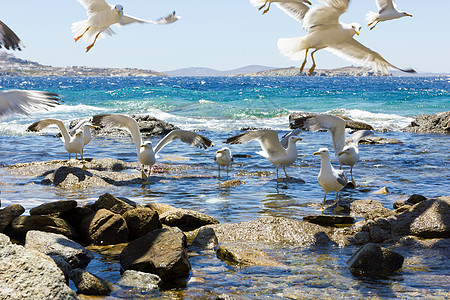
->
(365, 11, 378, 25)
(277, 37, 308, 61)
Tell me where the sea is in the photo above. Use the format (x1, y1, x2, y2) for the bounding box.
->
(0, 75, 449, 299)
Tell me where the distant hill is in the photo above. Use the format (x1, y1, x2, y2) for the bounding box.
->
(164, 65, 277, 77)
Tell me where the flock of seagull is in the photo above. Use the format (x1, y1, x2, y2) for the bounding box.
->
(0, 0, 410, 212)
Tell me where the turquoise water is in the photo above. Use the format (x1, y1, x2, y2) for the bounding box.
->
(0, 76, 449, 298)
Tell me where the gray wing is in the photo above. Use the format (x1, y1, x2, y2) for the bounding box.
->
(280, 128, 302, 148)
(375, 0, 396, 13)
(92, 114, 142, 151)
(305, 114, 346, 155)
(224, 130, 286, 157)
(0, 90, 61, 119)
(0, 20, 21, 51)
(275, 2, 310, 23)
(346, 130, 374, 145)
(336, 169, 348, 187)
(154, 130, 214, 155)
(27, 118, 71, 143)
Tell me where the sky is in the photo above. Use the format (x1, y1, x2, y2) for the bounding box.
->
(2, 0, 450, 73)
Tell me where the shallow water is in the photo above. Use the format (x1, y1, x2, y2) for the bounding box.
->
(0, 76, 449, 298)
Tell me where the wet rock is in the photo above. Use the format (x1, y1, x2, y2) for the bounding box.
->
(120, 227, 191, 280)
(30, 200, 77, 216)
(402, 111, 450, 134)
(303, 215, 355, 227)
(49, 166, 111, 188)
(0, 233, 79, 299)
(80, 209, 128, 245)
(219, 179, 244, 187)
(347, 243, 404, 276)
(145, 202, 178, 215)
(367, 218, 392, 243)
(69, 268, 112, 296)
(11, 215, 76, 239)
(406, 194, 427, 205)
(123, 207, 162, 240)
(393, 200, 408, 210)
(216, 242, 284, 267)
(91, 193, 137, 215)
(118, 270, 161, 290)
(191, 227, 219, 250)
(0, 203, 25, 232)
(25, 230, 94, 269)
(350, 199, 393, 220)
(160, 209, 220, 231)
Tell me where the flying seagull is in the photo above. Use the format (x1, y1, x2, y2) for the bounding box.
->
(92, 114, 214, 180)
(224, 129, 302, 181)
(0, 90, 61, 120)
(72, 0, 180, 52)
(250, 0, 311, 15)
(214, 147, 233, 179)
(0, 20, 22, 51)
(366, 0, 412, 30)
(305, 114, 373, 183)
(313, 148, 348, 212)
(277, 0, 415, 75)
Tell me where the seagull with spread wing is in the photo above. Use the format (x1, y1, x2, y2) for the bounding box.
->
(366, 0, 412, 30)
(0, 20, 22, 51)
(250, 0, 311, 15)
(92, 114, 214, 180)
(277, 0, 415, 75)
(72, 0, 180, 52)
(0, 90, 61, 120)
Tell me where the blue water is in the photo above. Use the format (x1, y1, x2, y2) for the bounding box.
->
(0, 76, 449, 299)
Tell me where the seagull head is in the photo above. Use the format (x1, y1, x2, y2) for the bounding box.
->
(140, 141, 153, 150)
(401, 12, 413, 18)
(349, 23, 361, 36)
(313, 148, 330, 158)
(289, 136, 302, 144)
(114, 4, 124, 16)
(74, 129, 83, 138)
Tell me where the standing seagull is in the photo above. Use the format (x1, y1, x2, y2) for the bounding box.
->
(70, 120, 98, 160)
(214, 147, 233, 179)
(366, 0, 412, 30)
(0, 90, 61, 119)
(277, 0, 415, 75)
(305, 114, 373, 183)
(0, 20, 22, 51)
(72, 0, 180, 52)
(250, 0, 311, 15)
(92, 114, 214, 180)
(224, 129, 302, 181)
(27, 119, 84, 161)
(313, 148, 348, 212)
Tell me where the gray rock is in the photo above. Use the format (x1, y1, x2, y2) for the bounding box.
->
(145, 202, 179, 215)
(91, 193, 137, 215)
(350, 199, 393, 220)
(160, 209, 220, 231)
(216, 242, 284, 267)
(0, 203, 25, 232)
(347, 243, 404, 276)
(80, 208, 128, 245)
(0, 234, 79, 299)
(69, 268, 112, 296)
(289, 112, 374, 131)
(49, 254, 72, 283)
(120, 227, 191, 280)
(191, 227, 218, 250)
(359, 136, 403, 145)
(25, 230, 94, 269)
(0, 233, 10, 246)
(30, 200, 77, 216)
(118, 270, 161, 290)
(11, 215, 76, 238)
(403, 111, 450, 134)
(123, 207, 162, 240)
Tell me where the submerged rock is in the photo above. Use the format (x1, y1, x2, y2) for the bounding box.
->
(69, 268, 112, 296)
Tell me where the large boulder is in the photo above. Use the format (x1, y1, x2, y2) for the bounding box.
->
(90, 193, 138, 215)
(123, 207, 162, 240)
(160, 209, 220, 231)
(11, 215, 76, 239)
(120, 227, 191, 280)
(30, 200, 78, 216)
(80, 209, 128, 245)
(0, 233, 79, 299)
(403, 111, 450, 134)
(0, 204, 25, 232)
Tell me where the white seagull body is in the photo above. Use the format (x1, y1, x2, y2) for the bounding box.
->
(214, 147, 233, 179)
(305, 114, 374, 182)
(250, 0, 311, 15)
(70, 120, 98, 159)
(0, 90, 61, 120)
(27, 119, 84, 160)
(0, 20, 22, 51)
(313, 148, 348, 211)
(224, 129, 302, 180)
(366, 0, 412, 30)
(277, 0, 415, 75)
(72, 0, 180, 52)
(92, 114, 214, 180)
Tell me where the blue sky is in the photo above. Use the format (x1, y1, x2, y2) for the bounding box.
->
(2, 0, 449, 73)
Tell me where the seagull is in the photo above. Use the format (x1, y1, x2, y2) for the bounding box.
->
(214, 147, 233, 179)
(305, 114, 374, 183)
(313, 148, 348, 212)
(366, 0, 412, 30)
(0, 90, 61, 120)
(224, 129, 302, 181)
(277, 0, 415, 75)
(69, 120, 98, 160)
(0, 20, 22, 51)
(92, 114, 214, 180)
(27, 119, 85, 161)
(250, 0, 311, 15)
(72, 0, 180, 52)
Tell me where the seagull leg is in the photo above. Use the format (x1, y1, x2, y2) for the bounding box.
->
(334, 191, 344, 212)
(350, 166, 356, 185)
(300, 48, 309, 73)
(74, 27, 90, 42)
(309, 49, 318, 76)
(258, 0, 268, 11)
(218, 166, 221, 179)
(369, 20, 379, 30)
(283, 166, 290, 178)
(86, 32, 101, 52)
(226, 165, 229, 179)
(321, 193, 327, 214)
(276, 166, 280, 181)
(262, 2, 271, 14)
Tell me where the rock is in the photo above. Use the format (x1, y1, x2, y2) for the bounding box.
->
(371, 187, 390, 195)
(303, 215, 355, 227)
(216, 242, 284, 267)
(402, 111, 450, 134)
(145, 202, 178, 215)
(160, 209, 220, 231)
(289, 112, 374, 131)
(367, 218, 392, 243)
(191, 227, 218, 250)
(91, 193, 137, 215)
(347, 243, 404, 276)
(0, 233, 79, 299)
(0, 203, 25, 232)
(30, 200, 78, 216)
(59, 206, 95, 235)
(406, 194, 427, 205)
(219, 179, 244, 187)
(11, 215, 76, 239)
(350, 199, 393, 220)
(120, 227, 191, 280)
(393, 200, 407, 210)
(69, 268, 112, 296)
(49, 166, 110, 188)
(49, 254, 72, 283)
(80, 209, 128, 245)
(123, 207, 162, 240)
(359, 136, 403, 145)
(25, 230, 94, 269)
(118, 270, 161, 290)
(341, 118, 374, 131)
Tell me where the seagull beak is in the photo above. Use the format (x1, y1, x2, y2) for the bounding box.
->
(296, 138, 302, 142)
(407, 14, 413, 17)
(355, 29, 360, 35)
(141, 144, 146, 148)
(304, 0, 312, 4)
(338, 151, 345, 156)
(313, 152, 319, 156)
(91, 125, 100, 129)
